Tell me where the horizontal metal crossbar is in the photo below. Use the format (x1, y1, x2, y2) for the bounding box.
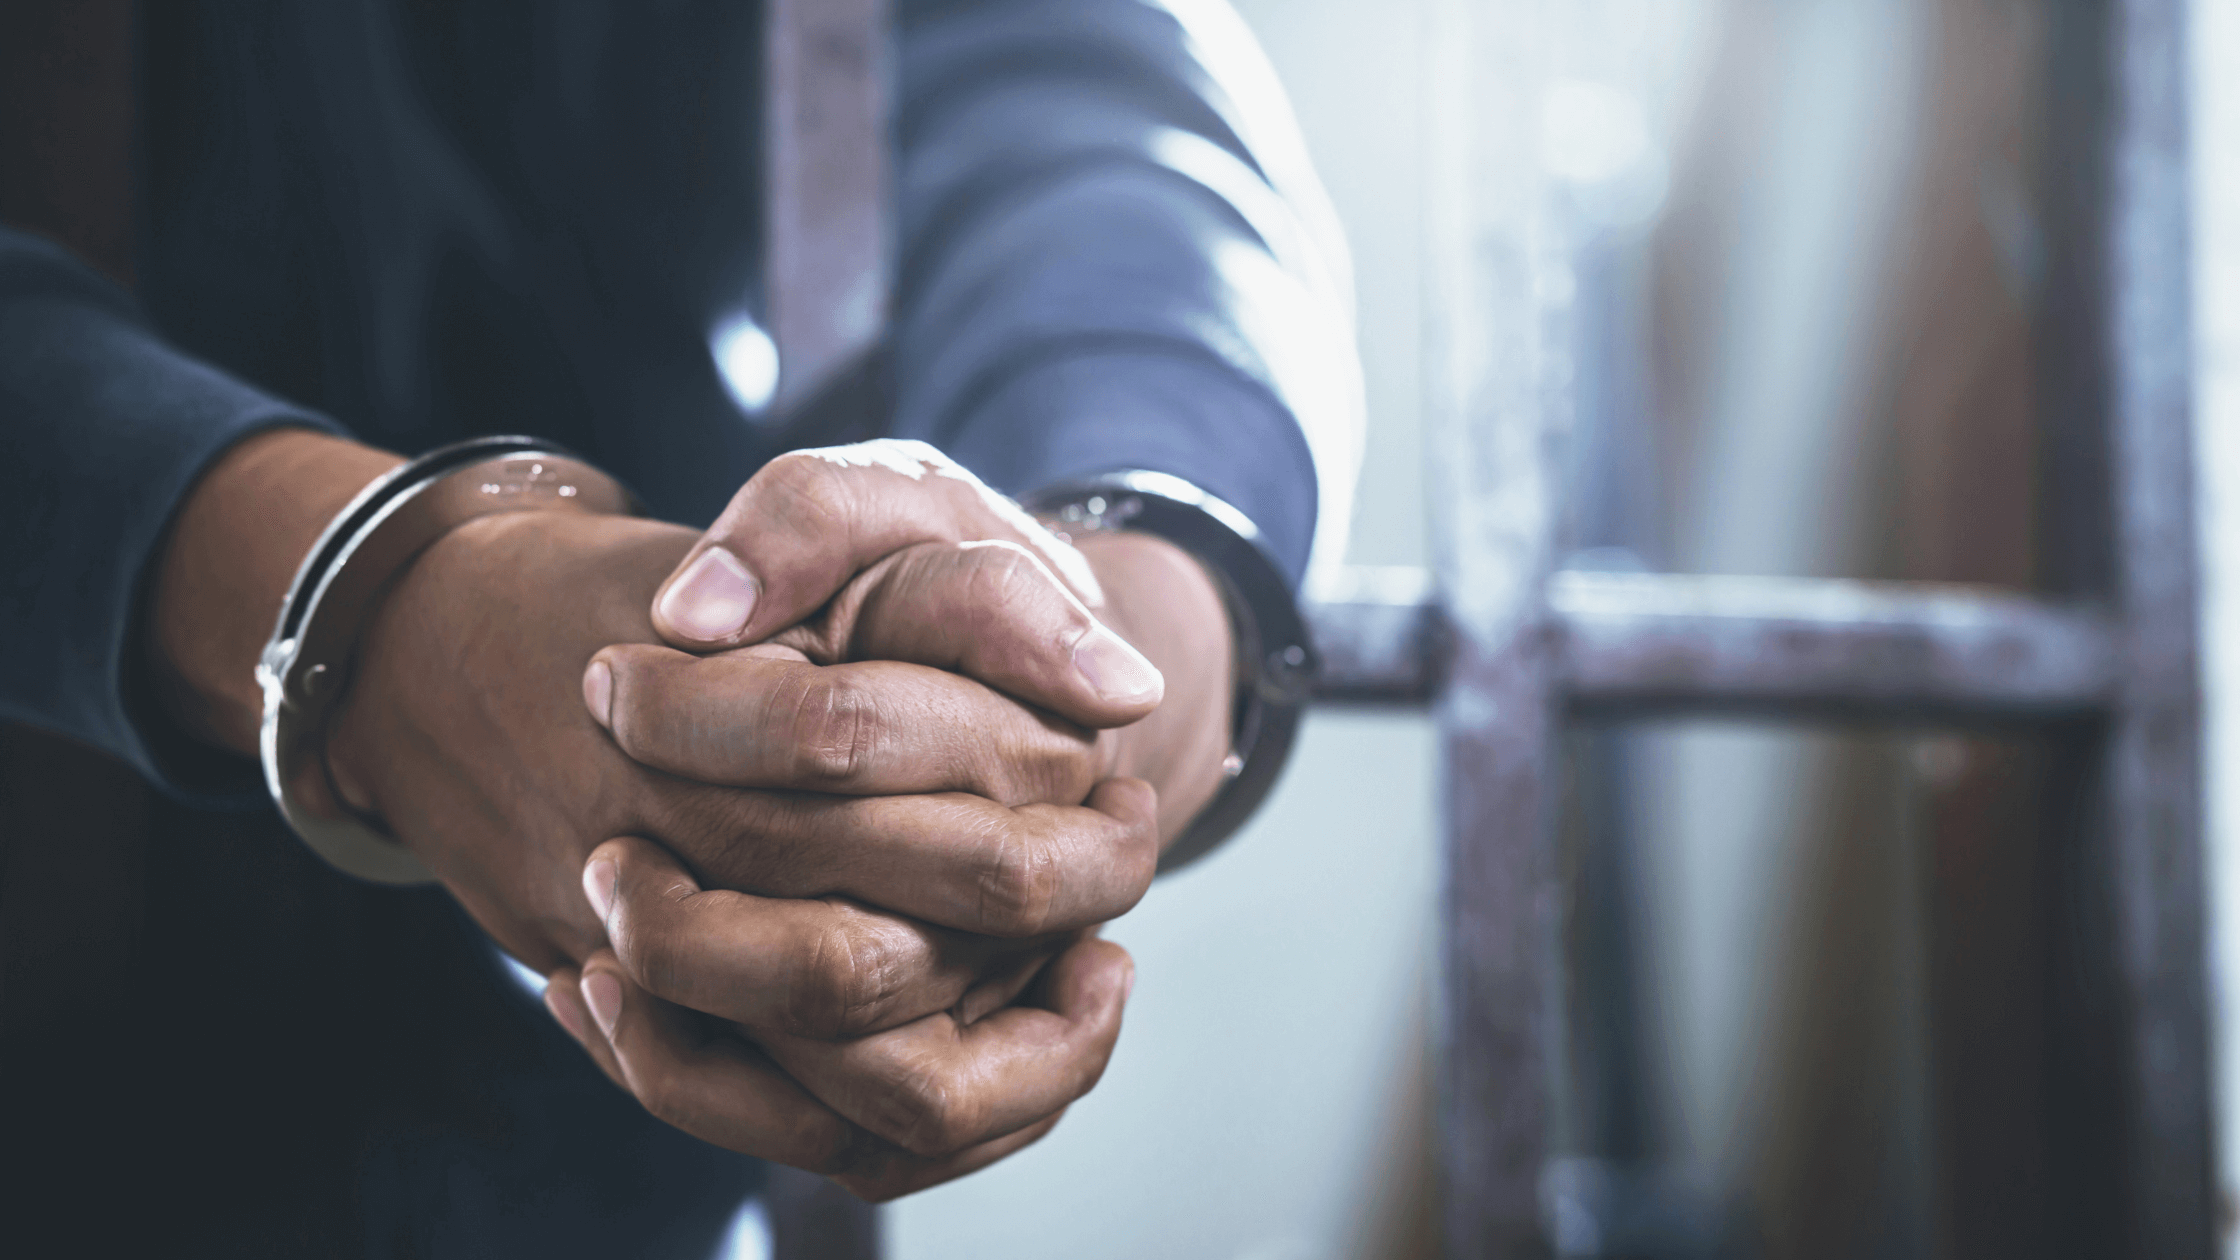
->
(1309, 568, 2119, 722)
(1302, 565, 1443, 701)
(1551, 571, 2119, 721)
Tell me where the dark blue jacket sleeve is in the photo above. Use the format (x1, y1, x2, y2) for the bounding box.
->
(0, 227, 339, 797)
(888, 0, 1363, 586)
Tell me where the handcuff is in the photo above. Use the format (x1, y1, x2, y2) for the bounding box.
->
(260, 448, 1313, 882)
(256, 436, 633, 885)
(1026, 471, 1318, 871)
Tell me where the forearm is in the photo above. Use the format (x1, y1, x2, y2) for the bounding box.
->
(146, 428, 404, 756)
(1076, 531, 1235, 851)
(0, 229, 374, 793)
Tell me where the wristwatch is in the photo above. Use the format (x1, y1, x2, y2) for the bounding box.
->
(1026, 471, 1318, 871)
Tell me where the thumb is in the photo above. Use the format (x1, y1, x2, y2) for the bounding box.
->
(652, 440, 1095, 650)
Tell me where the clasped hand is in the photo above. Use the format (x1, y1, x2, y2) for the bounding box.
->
(323, 441, 1234, 1199)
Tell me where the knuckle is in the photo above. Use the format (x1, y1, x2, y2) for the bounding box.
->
(874, 1056, 984, 1157)
(958, 540, 1046, 609)
(793, 916, 900, 1039)
(773, 673, 878, 786)
(975, 828, 1058, 937)
(975, 732, 1096, 808)
(954, 540, 1085, 658)
(757, 451, 855, 530)
(1027, 733, 1102, 805)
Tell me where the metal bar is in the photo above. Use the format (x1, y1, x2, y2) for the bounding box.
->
(1307, 567, 1441, 701)
(1552, 571, 2119, 722)
(1309, 567, 2119, 721)
(2098, 0, 2214, 1252)
(764, 1166, 881, 1260)
(2031, 0, 2214, 1254)
(1426, 0, 1565, 1251)
(765, 0, 889, 416)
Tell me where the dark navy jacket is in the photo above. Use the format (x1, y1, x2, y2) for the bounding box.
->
(0, 2, 1350, 1254)
(0, 0, 1351, 796)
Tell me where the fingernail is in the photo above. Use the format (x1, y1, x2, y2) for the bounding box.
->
(584, 858, 617, 923)
(657, 546, 758, 642)
(1123, 963, 1137, 1003)
(1073, 626, 1163, 704)
(545, 984, 589, 1042)
(581, 971, 622, 1038)
(582, 659, 613, 730)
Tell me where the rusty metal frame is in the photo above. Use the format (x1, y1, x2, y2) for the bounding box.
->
(773, 0, 2209, 1255)
(1303, 0, 2213, 1255)
(1318, 570, 2123, 723)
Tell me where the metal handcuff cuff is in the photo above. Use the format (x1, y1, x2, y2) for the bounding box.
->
(262, 448, 1311, 881)
(1025, 471, 1319, 871)
(257, 436, 634, 885)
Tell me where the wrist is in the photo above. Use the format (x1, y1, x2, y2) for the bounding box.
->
(255, 440, 639, 884)
(147, 428, 405, 758)
(325, 509, 700, 816)
(1028, 473, 1317, 869)
(1075, 531, 1235, 849)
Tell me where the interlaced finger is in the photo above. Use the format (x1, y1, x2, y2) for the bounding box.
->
(567, 950, 1078, 1200)
(770, 539, 1164, 728)
(585, 835, 1065, 1039)
(655, 777, 1162, 939)
(589, 643, 1104, 806)
(652, 441, 1100, 651)
(760, 938, 1135, 1157)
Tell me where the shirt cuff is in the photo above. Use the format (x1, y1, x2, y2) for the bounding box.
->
(0, 237, 346, 803)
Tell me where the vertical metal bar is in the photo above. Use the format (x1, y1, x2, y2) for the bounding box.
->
(1427, 1, 1566, 1253)
(764, 1165, 881, 1260)
(2102, 0, 2212, 1251)
(2037, 5, 2126, 1254)
(2039, 0, 2211, 1254)
(765, 0, 889, 417)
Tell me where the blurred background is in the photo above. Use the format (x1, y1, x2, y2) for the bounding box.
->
(896, 0, 1442, 1254)
(899, 0, 2240, 1257)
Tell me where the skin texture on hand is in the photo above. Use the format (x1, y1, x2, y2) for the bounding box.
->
(541, 940, 1126, 1202)
(320, 507, 1156, 1192)
(145, 431, 1229, 1198)
(560, 835, 1138, 1198)
(560, 443, 1240, 1191)
(626, 441, 1238, 847)
(644, 442, 1108, 652)
(322, 507, 1159, 971)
